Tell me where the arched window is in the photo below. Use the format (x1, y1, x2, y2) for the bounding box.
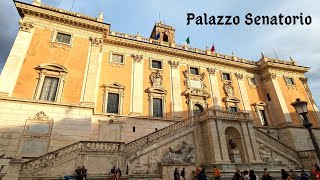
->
(193, 104, 204, 115)
(34, 64, 67, 102)
(163, 33, 168, 42)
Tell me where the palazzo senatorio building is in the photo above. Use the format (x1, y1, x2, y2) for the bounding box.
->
(0, 0, 320, 179)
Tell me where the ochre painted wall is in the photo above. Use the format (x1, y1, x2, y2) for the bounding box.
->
(12, 27, 89, 104)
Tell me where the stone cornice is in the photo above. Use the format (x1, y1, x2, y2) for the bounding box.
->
(105, 35, 259, 72)
(14, 1, 109, 33)
(259, 61, 309, 73)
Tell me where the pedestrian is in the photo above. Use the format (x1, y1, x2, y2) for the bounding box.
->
(213, 165, 221, 180)
(233, 169, 241, 180)
(262, 168, 273, 180)
(75, 166, 83, 180)
(300, 169, 309, 180)
(197, 168, 207, 180)
(181, 168, 186, 180)
(81, 166, 87, 180)
(244, 170, 250, 180)
(249, 170, 259, 180)
(174, 168, 180, 180)
(109, 166, 116, 180)
(116, 167, 121, 180)
(281, 169, 291, 180)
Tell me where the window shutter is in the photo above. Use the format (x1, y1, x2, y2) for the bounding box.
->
(107, 93, 119, 114)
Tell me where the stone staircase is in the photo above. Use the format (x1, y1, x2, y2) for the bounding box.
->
(254, 128, 301, 166)
(20, 141, 124, 176)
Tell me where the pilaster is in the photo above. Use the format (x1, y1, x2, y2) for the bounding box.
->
(207, 68, 222, 110)
(169, 60, 182, 118)
(81, 37, 103, 105)
(0, 19, 34, 96)
(130, 54, 144, 114)
(235, 73, 253, 118)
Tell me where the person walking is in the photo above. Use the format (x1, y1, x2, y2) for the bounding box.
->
(115, 167, 121, 180)
(181, 168, 186, 180)
(174, 168, 180, 180)
(262, 168, 273, 180)
(75, 166, 83, 180)
(233, 169, 242, 180)
(244, 170, 250, 180)
(300, 169, 309, 180)
(81, 166, 87, 180)
(281, 169, 291, 180)
(109, 166, 116, 180)
(213, 165, 221, 180)
(249, 170, 259, 180)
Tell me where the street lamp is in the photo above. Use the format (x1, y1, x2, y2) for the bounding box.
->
(291, 98, 320, 163)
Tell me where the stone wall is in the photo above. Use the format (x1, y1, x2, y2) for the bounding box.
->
(0, 98, 93, 159)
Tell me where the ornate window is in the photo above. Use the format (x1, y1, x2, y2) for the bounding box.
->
(146, 70, 167, 118)
(109, 51, 125, 64)
(55, 32, 71, 44)
(101, 82, 125, 114)
(151, 60, 162, 69)
(34, 64, 67, 102)
(284, 76, 295, 86)
(190, 67, 199, 75)
(253, 101, 270, 126)
(52, 30, 73, 46)
(222, 72, 231, 81)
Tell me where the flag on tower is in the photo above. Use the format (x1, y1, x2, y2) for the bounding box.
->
(186, 37, 190, 45)
(211, 44, 215, 52)
(155, 32, 160, 40)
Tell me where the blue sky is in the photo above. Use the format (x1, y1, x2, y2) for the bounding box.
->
(0, 0, 319, 106)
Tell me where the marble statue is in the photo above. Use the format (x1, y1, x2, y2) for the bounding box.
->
(161, 141, 195, 164)
(259, 144, 272, 163)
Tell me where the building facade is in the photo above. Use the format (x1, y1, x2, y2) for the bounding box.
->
(0, 0, 320, 179)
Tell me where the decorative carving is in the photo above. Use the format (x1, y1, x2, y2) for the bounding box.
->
(224, 82, 235, 97)
(299, 77, 315, 104)
(19, 19, 34, 32)
(207, 68, 216, 75)
(33, 111, 50, 121)
(169, 60, 179, 68)
(200, 72, 206, 81)
(235, 73, 243, 80)
(89, 37, 102, 46)
(131, 54, 143, 63)
(161, 141, 195, 164)
(150, 70, 163, 88)
(182, 70, 189, 79)
(259, 144, 273, 163)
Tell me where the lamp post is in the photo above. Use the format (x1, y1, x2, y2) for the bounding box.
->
(291, 98, 320, 163)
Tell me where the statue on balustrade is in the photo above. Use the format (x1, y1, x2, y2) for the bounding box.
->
(161, 141, 195, 164)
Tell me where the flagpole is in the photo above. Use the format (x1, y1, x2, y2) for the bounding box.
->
(71, 0, 75, 11)
(273, 48, 279, 60)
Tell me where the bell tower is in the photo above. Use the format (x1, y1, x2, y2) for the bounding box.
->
(150, 22, 175, 44)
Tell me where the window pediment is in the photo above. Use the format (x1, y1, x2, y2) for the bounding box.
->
(223, 97, 240, 103)
(146, 87, 167, 95)
(105, 82, 126, 90)
(36, 63, 68, 73)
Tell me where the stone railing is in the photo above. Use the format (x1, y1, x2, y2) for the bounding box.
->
(207, 109, 250, 120)
(125, 114, 205, 153)
(254, 128, 299, 161)
(20, 141, 124, 175)
(298, 150, 315, 159)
